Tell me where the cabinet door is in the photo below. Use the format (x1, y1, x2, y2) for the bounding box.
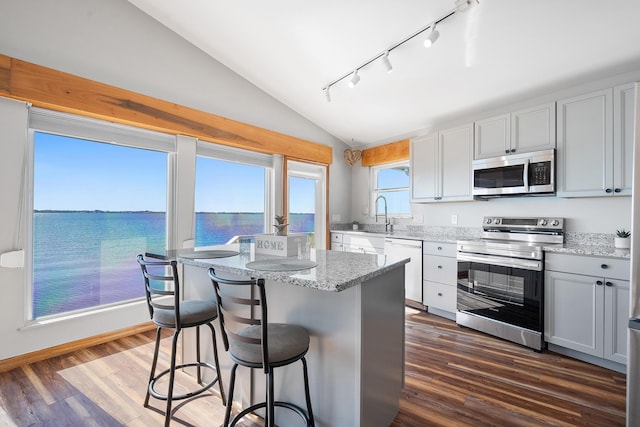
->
(604, 279, 629, 364)
(410, 134, 439, 201)
(545, 271, 604, 357)
(440, 123, 473, 201)
(613, 83, 635, 196)
(474, 113, 510, 159)
(511, 103, 556, 154)
(557, 88, 613, 197)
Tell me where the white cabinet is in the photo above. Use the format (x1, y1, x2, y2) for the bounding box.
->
(330, 232, 343, 251)
(474, 103, 556, 159)
(545, 253, 630, 364)
(474, 113, 510, 159)
(410, 123, 473, 203)
(342, 233, 384, 255)
(556, 84, 634, 197)
(422, 242, 457, 318)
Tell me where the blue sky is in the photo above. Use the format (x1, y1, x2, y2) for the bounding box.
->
(34, 132, 315, 213)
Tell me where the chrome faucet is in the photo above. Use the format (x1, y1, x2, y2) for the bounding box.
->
(375, 195, 391, 232)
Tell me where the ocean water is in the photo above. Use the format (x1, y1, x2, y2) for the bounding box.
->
(33, 211, 314, 318)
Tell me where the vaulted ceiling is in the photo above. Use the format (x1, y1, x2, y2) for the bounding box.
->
(128, 0, 640, 147)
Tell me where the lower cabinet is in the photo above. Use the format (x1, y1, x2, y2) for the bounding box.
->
(545, 253, 629, 365)
(330, 232, 343, 251)
(342, 234, 384, 255)
(422, 241, 457, 317)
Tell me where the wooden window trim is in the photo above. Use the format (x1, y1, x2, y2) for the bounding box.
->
(0, 54, 332, 164)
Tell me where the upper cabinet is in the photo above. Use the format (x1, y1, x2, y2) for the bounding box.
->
(474, 103, 556, 159)
(410, 123, 473, 203)
(557, 84, 634, 197)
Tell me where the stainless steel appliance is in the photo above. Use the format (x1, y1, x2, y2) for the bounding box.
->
(385, 237, 423, 307)
(472, 149, 555, 198)
(457, 216, 564, 350)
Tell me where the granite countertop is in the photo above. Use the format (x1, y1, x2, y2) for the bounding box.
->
(542, 243, 630, 259)
(147, 244, 409, 292)
(333, 229, 631, 259)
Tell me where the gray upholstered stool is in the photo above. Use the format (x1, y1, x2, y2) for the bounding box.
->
(137, 254, 226, 426)
(208, 268, 314, 427)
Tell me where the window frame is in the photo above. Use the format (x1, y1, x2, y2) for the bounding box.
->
(195, 140, 276, 244)
(369, 160, 411, 218)
(26, 108, 176, 322)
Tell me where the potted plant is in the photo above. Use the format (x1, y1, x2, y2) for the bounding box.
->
(352, 220, 359, 230)
(615, 229, 631, 249)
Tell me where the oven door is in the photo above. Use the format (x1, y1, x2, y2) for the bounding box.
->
(457, 252, 543, 332)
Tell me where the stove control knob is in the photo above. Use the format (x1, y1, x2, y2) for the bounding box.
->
(485, 218, 493, 224)
(551, 219, 559, 227)
(494, 218, 501, 225)
(539, 219, 548, 226)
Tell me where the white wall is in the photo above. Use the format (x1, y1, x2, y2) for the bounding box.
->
(351, 69, 640, 234)
(0, 0, 351, 359)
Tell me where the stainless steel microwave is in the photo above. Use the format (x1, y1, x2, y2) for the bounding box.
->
(472, 149, 555, 198)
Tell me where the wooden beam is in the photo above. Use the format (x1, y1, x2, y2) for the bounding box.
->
(361, 139, 409, 166)
(0, 54, 332, 164)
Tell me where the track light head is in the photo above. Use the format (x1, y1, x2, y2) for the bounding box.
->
(382, 51, 393, 73)
(348, 70, 360, 88)
(455, 0, 478, 12)
(424, 24, 440, 48)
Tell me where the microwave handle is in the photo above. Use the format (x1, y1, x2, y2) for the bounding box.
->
(523, 159, 530, 191)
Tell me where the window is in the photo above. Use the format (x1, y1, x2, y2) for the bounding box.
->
(29, 109, 174, 320)
(371, 161, 411, 217)
(194, 142, 274, 247)
(287, 160, 327, 248)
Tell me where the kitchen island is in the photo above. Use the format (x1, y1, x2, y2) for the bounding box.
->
(150, 245, 408, 427)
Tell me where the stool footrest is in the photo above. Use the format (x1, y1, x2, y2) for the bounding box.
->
(149, 361, 220, 402)
(230, 400, 312, 427)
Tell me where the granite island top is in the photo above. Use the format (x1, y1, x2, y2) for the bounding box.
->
(147, 244, 409, 292)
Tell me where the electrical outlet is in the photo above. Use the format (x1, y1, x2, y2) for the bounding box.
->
(451, 214, 458, 225)
(413, 214, 424, 224)
(331, 214, 341, 222)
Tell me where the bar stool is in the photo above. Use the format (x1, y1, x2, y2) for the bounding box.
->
(137, 254, 226, 426)
(208, 268, 314, 427)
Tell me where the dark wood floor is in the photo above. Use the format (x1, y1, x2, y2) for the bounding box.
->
(0, 309, 626, 426)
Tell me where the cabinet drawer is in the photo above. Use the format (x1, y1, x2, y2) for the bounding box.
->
(546, 252, 630, 280)
(423, 255, 457, 285)
(423, 241, 456, 257)
(424, 281, 456, 313)
(330, 233, 343, 244)
(343, 234, 384, 250)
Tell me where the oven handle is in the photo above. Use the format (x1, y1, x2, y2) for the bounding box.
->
(457, 251, 542, 271)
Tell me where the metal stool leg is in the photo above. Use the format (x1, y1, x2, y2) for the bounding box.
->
(225, 364, 238, 427)
(208, 323, 226, 405)
(302, 357, 315, 426)
(164, 330, 180, 427)
(145, 327, 163, 407)
(267, 369, 275, 427)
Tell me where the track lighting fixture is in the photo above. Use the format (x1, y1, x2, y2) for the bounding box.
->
(382, 51, 393, 73)
(348, 70, 360, 88)
(423, 23, 440, 48)
(321, 0, 479, 101)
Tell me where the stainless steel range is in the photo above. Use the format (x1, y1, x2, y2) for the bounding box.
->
(456, 216, 564, 351)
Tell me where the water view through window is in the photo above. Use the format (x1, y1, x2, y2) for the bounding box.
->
(32, 134, 315, 320)
(32, 132, 168, 319)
